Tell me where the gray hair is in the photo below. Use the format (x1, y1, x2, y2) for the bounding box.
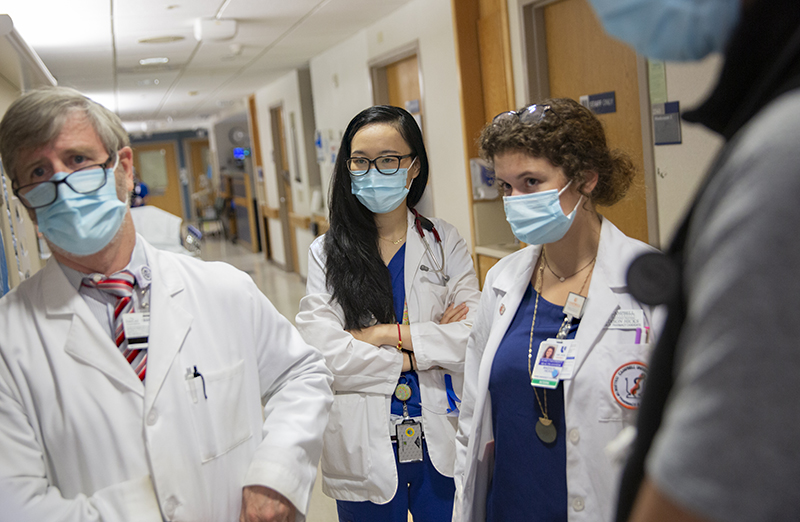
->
(0, 86, 129, 183)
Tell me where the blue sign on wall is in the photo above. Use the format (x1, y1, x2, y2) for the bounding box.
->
(653, 101, 682, 145)
(0, 227, 8, 298)
(580, 91, 617, 115)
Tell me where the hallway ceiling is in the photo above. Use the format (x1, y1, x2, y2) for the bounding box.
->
(1, 0, 413, 132)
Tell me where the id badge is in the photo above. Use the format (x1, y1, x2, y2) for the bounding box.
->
(557, 340, 579, 380)
(122, 312, 150, 350)
(396, 420, 424, 463)
(530, 339, 570, 389)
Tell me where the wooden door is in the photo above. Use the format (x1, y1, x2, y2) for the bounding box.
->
(270, 105, 297, 272)
(451, 0, 518, 272)
(543, 0, 649, 242)
(188, 139, 210, 195)
(133, 141, 183, 218)
(478, 0, 516, 121)
(188, 139, 211, 218)
(386, 55, 421, 113)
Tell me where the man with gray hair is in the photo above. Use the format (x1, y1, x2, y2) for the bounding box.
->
(0, 86, 333, 522)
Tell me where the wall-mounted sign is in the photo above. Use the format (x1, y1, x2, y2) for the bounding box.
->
(470, 158, 497, 201)
(0, 227, 8, 297)
(580, 91, 616, 115)
(653, 101, 682, 146)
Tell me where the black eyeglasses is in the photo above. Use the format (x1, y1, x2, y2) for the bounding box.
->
(493, 104, 553, 125)
(14, 156, 114, 209)
(347, 154, 415, 176)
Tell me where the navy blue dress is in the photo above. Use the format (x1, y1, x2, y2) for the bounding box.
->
(486, 283, 579, 521)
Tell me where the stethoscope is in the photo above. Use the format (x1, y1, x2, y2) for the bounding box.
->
(412, 209, 449, 284)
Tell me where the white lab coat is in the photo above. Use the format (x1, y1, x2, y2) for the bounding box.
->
(296, 210, 481, 504)
(0, 236, 333, 522)
(453, 218, 663, 522)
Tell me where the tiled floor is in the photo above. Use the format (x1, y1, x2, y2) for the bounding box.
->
(200, 237, 338, 522)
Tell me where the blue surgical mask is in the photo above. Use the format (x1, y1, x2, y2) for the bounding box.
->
(504, 181, 582, 245)
(589, 0, 740, 61)
(33, 158, 127, 256)
(350, 158, 416, 214)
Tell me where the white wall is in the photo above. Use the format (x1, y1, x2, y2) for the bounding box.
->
(508, 0, 531, 109)
(310, 31, 371, 211)
(213, 115, 251, 174)
(254, 69, 320, 276)
(310, 0, 473, 249)
(654, 55, 724, 245)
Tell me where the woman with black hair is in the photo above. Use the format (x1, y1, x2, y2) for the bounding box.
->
(296, 105, 480, 522)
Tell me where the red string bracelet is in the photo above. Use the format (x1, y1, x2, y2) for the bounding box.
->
(396, 323, 402, 351)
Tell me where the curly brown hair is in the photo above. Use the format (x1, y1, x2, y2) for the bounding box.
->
(478, 97, 635, 206)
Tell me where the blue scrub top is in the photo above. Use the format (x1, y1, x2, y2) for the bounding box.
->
(486, 283, 579, 522)
(388, 245, 421, 418)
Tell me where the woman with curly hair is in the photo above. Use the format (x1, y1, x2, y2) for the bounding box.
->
(453, 98, 663, 522)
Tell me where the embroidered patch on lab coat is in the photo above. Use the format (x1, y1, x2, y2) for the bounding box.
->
(611, 361, 648, 409)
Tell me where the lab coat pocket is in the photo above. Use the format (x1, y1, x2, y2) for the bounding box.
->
(414, 282, 449, 323)
(186, 359, 252, 462)
(321, 393, 372, 480)
(595, 343, 652, 423)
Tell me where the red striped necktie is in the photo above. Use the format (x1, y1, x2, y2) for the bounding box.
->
(83, 270, 147, 382)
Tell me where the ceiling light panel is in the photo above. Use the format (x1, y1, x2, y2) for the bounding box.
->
(139, 57, 170, 65)
(4, 0, 111, 50)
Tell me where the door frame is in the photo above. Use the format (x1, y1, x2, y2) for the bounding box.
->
(184, 137, 210, 221)
(269, 103, 297, 273)
(517, 0, 659, 245)
(132, 140, 184, 219)
(369, 41, 423, 119)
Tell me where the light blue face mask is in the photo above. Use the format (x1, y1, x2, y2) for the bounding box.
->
(350, 158, 416, 214)
(32, 158, 127, 256)
(503, 181, 582, 245)
(589, 0, 740, 61)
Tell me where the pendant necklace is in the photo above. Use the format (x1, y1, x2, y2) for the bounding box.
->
(528, 261, 557, 443)
(542, 248, 596, 283)
(380, 234, 406, 245)
(527, 254, 596, 443)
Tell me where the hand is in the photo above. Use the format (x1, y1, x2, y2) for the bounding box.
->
(440, 302, 469, 324)
(240, 486, 296, 522)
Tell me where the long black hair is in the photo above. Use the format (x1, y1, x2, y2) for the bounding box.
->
(324, 105, 429, 330)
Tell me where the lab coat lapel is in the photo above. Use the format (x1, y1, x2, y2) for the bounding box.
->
(45, 260, 144, 396)
(570, 219, 625, 377)
(141, 244, 193, 412)
(404, 210, 426, 324)
(570, 266, 618, 377)
(481, 246, 540, 375)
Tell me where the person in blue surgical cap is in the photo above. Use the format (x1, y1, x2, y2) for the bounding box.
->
(587, 0, 800, 521)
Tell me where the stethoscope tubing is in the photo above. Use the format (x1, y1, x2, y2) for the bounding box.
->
(414, 211, 449, 284)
